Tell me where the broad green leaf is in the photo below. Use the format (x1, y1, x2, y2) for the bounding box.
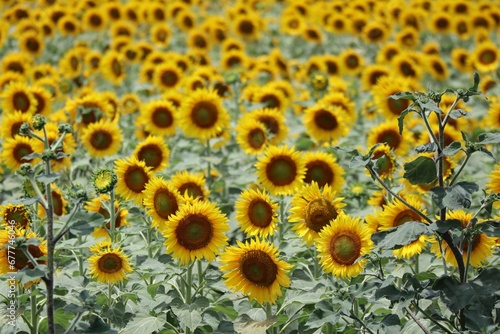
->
(449, 109, 468, 120)
(212, 305, 238, 320)
(428, 219, 462, 233)
(295, 135, 315, 151)
(397, 107, 412, 135)
(68, 211, 105, 235)
(233, 314, 277, 334)
(121, 315, 164, 334)
(417, 98, 442, 114)
(479, 220, 500, 237)
(442, 141, 462, 156)
(476, 146, 496, 160)
(414, 142, 436, 153)
(476, 132, 500, 144)
(431, 182, 478, 210)
(17, 265, 48, 284)
(388, 92, 415, 100)
(372, 222, 430, 250)
(403, 156, 437, 185)
(36, 173, 60, 185)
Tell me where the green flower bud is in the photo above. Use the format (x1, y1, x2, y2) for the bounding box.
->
(32, 115, 46, 131)
(92, 168, 117, 194)
(19, 123, 31, 136)
(41, 149, 56, 162)
(58, 123, 73, 134)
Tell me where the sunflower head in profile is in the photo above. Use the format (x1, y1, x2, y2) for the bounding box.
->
(235, 188, 279, 238)
(303, 104, 349, 144)
(302, 151, 345, 192)
(139, 100, 177, 137)
(430, 210, 496, 268)
(289, 182, 346, 246)
(236, 118, 268, 155)
(0, 203, 31, 229)
(143, 177, 183, 230)
(0, 229, 47, 277)
(132, 135, 170, 173)
(178, 88, 230, 141)
(316, 213, 373, 279)
(377, 197, 430, 259)
(220, 238, 292, 305)
(88, 245, 133, 284)
(255, 145, 305, 196)
(115, 156, 153, 205)
(81, 119, 123, 158)
(162, 199, 229, 265)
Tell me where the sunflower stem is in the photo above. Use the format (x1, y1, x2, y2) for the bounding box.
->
(313, 247, 319, 280)
(186, 263, 193, 304)
(265, 303, 276, 334)
(31, 286, 38, 334)
(405, 306, 431, 334)
(54, 200, 82, 244)
(109, 188, 116, 243)
(205, 140, 212, 191)
(107, 283, 113, 325)
(197, 260, 203, 297)
(437, 236, 448, 276)
(448, 152, 470, 186)
(463, 221, 476, 284)
(146, 228, 153, 258)
(29, 177, 48, 210)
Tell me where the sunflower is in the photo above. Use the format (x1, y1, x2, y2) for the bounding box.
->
(104, 2, 122, 22)
(450, 47, 473, 73)
(361, 64, 390, 91)
(57, 15, 80, 36)
(58, 48, 83, 78)
(220, 238, 291, 304)
(316, 213, 373, 278)
(328, 14, 348, 34)
(1, 82, 38, 115)
(377, 197, 430, 259)
(81, 119, 123, 158)
(362, 20, 389, 43)
(367, 120, 411, 156)
(85, 194, 129, 239)
(1, 52, 33, 76)
(251, 86, 288, 114)
(170, 170, 209, 201)
(479, 75, 497, 94)
(82, 7, 108, 32)
(317, 91, 356, 122)
(99, 50, 126, 85)
(233, 13, 261, 40)
(235, 119, 268, 155)
(391, 53, 422, 81)
(302, 151, 345, 192)
(426, 55, 449, 81)
(0, 204, 31, 229)
(470, 41, 499, 73)
(372, 75, 412, 119)
(0, 229, 47, 275)
(143, 177, 183, 230)
(148, 2, 167, 23)
(428, 12, 451, 34)
(178, 88, 230, 141)
(18, 31, 44, 56)
(376, 42, 400, 64)
(486, 163, 500, 194)
(221, 49, 248, 71)
(38, 187, 67, 218)
(187, 29, 210, 51)
(370, 144, 397, 180)
(289, 182, 346, 246)
(150, 23, 171, 47)
(235, 188, 279, 238)
(115, 156, 153, 205)
(303, 104, 349, 144)
(395, 26, 420, 49)
(303, 25, 323, 44)
(0, 72, 26, 90)
(255, 145, 305, 196)
(452, 17, 471, 40)
(138, 100, 177, 137)
(30, 85, 53, 116)
(65, 93, 113, 129)
(132, 135, 170, 173)
(431, 210, 495, 268)
(280, 13, 305, 35)
(1, 135, 38, 171)
(162, 199, 229, 265)
(88, 246, 133, 284)
(0, 111, 32, 139)
(153, 62, 183, 91)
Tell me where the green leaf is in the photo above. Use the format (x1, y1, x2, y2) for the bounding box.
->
(479, 220, 500, 237)
(171, 298, 204, 331)
(442, 141, 462, 157)
(476, 132, 500, 144)
(417, 98, 442, 114)
(414, 142, 436, 153)
(449, 109, 468, 120)
(121, 314, 164, 334)
(295, 135, 315, 151)
(430, 182, 478, 210)
(476, 146, 496, 161)
(403, 156, 437, 185)
(16, 265, 48, 284)
(397, 108, 412, 135)
(372, 222, 430, 250)
(67, 211, 105, 235)
(388, 92, 415, 100)
(36, 173, 60, 185)
(21, 152, 41, 161)
(212, 304, 238, 320)
(233, 314, 277, 334)
(471, 71, 480, 91)
(428, 219, 463, 233)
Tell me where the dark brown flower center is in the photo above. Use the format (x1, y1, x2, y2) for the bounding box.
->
(175, 213, 213, 250)
(124, 166, 149, 193)
(240, 249, 277, 287)
(305, 160, 334, 187)
(98, 253, 122, 273)
(247, 128, 266, 149)
(178, 182, 204, 199)
(90, 129, 113, 150)
(314, 109, 338, 131)
(154, 188, 178, 219)
(305, 198, 338, 232)
(137, 144, 163, 169)
(329, 233, 361, 265)
(13, 143, 33, 163)
(191, 101, 218, 128)
(152, 107, 174, 128)
(265, 155, 297, 186)
(248, 199, 273, 228)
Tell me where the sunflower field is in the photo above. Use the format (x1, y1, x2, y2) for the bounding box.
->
(1, 0, 500, 333)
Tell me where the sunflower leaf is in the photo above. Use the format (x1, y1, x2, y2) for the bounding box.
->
(234, 314, 277, 334)
(120, 314, 164, 334)
(479, 220, 500, 237)
(442, 141, 462, 157)
(428, 219, 462, 233)
(449, 109, 469, 120)
(476, 132, 500, 144)
(403, 156, 437, 185)
(414, 142, 436, 153)
(36, 173, 60, 185)
(388, 92, 415, 101)
(21, 152, 41, 161)
(397, 107, 414, 135)
(372, 222, 431, 250)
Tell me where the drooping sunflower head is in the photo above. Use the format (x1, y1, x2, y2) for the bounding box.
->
(178, 88, 230, 141)
(163, 199, 230, 265)
(255, 145, 306, 196)
(114, 156, 153, 205)
(289, 182, 346, 246)
(88, 246, 133, 284)
(235, 188, 279, 238)
(302, 151, 345, 192)
(316, 213, 373, 278)
(143, 177, 183, 230)
(220, 238, 292, 304)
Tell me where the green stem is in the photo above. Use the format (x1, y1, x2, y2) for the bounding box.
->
(107, 283, 113, 325)
(414, 254, 419, 275)
(197, 260, 203, 297)
(448, 153, 470, 186)
(313, 247, 319, 280)
(54, 200, 82, 243)
(405, 306, 430, 334)
(186, 264, 193, 304)
(29, 177, 48, 210)
(412, 302, 455, 333)
(441, 95, 460, 128)
(109, 188, 116, 243)
(421, 111, 441, 152)
(50, 132, 66, 152)
(367, 165, 433, 224)
(205, 140, 212, 191)
(146, 228, 153, 258)
(31, 287, 38, 334)
(266, 303, 276, 334)
(437, 236, 448, 276)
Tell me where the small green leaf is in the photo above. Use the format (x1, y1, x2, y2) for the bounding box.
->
(397, 108, 411, 135)
(449, 109, 469, 120)
(428, 219, 463, 233)
(476, 132, 500, 144)
(36, 173, 60, 185)
(403, 156, 437, 185)
(388, 92, 415, 100)
(471, 71, 480, 91)
(442, 141, 462, 157)
(479, 220, 500, 237)
(414, 142, 436, 153)
(21, 152, 41, 161)
(417, 98, 442, 114)
(372, 222, 431, 249)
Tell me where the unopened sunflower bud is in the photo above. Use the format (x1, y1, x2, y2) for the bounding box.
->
(19, 123, 31, 136)
(32, 115, 46, 131)
(311, 72, 328, 91)
(18, 164, 34, 177)
(92, 168, 117, 194)
(58, 123, 73, 134)
(41, 149, 56, 161)
(224, 71, 239, 85)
